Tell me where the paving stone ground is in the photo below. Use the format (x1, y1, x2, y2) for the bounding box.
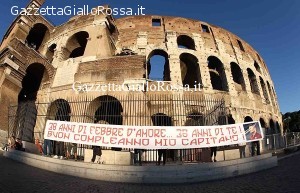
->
(0, 151, 299, 193)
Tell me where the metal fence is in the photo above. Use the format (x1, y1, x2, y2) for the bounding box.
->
(261, 132, 300, 152)
(8, 93, 227, 162)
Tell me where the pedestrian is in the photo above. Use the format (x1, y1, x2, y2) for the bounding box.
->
(210, 147, 217, 162)
(157, 149, 167, 166)
(43, 139, 52, 156)
(66, 143, 78, 161)
(238, 142, 246, 158)
(134, 149, 144, 166)
(91, 146, 102, 163)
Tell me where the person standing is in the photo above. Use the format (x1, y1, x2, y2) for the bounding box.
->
(53, 141, 64, 159)
(43, 139, 52, 156)
(238, 142, 246, 158)
(157, 149, 167, 166)
(66, 143, 78, 161)
(91, 146, 102, 163)
(210, 147, 217, 162)
(134, 149, 143, 166)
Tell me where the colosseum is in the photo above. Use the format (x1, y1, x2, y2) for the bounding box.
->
(0, 0, 281, 160)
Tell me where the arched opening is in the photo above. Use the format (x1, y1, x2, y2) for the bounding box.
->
(259, 118, 267, 135)
(45, 44, 57, 62)
(46, 99, 71, 156)
(147, 50, 170, 81)
(87, 95, 123, 151)
(228, 114, 235, 124)
(259, 118, 266, 128)
(244, 116, 253, 123)
(18, 63, 48, 102)
(247, 68, 260, 95)
(230, 62, 246, 91)
(47, 99, 71, 121)
(207, 56, 228, 91)
(25, 23, 50, 51)
(269, 119, 275, 134)
(276, 121, 280, 134)
(272, 87, 277, 107)
(180, 53, 202, 88)
(92, 96, 123, 125)
(185, 112, 204, 126)
(254, 61, 261, 74)
(177, 35, 195, 50)
(64, 31, 89, 59)
(266, 81, 275, 106)
(259, 77, 269, 103)
(15, 63, 49, 142)
(218, 114, 227, 125)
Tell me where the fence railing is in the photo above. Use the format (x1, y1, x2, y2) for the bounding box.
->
(261, 132, 300, 152)
(9, 93, 228, 162)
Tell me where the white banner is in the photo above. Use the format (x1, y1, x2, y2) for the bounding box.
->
(44, 120, 263, 149)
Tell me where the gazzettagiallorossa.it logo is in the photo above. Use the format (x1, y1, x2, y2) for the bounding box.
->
(11, 5, 146, 16)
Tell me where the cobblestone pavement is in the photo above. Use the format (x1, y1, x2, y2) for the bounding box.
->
(0, 151, 299, 193)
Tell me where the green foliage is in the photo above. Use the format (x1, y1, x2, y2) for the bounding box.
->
(283, 111, 300, 132)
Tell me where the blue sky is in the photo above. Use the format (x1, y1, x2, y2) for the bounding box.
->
(1, 0, 299, 113)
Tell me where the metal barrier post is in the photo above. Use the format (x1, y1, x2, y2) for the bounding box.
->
(273, 134, 276, 153)
(285, 134, 287, 148)
(294, 132, 296, 146)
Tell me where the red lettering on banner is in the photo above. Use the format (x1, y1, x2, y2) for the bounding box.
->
(192, 128, 212, 137)
(78, 125, 87, 134)
(176, 129, 188, 138)
(48, 131, 70, 140)
(154, 139, 176, 146)
(48, 123, 57, 131)
(218, 135, 239, 143)
(226, 126, 237, 135)
(127, 128, 134, 136)
(182, 139, 189, 146)
(136, 129, 166, 138)
(59, 123, 75, 133)
(215, 127, 224, 136)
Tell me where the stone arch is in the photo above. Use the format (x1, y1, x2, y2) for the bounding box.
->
(269, 119, 275, 134)
(244, 116, 253, 123)
(15, 63, 50, 142)
(228, 114, 236, 124)
(180, 53, 202, 88)
(25, 57, 55, 79)
(45, 43, 57, 62)
(47, 99, 71, 121)
(185, 112, 204, 126)
(259, 77, 269, 102)
(177, 35, 195, 50)
(254, 61, 261, 74)
(218, 113, 227, 125)
(259, 118, 266, 128)
(18, 63, 49, 102)
(259, 117, 267, 135)
(64, 31, 89, 60)
(25, 23, 50, 51)
(230, 62, 246, 91)
(247, 68, 260, 94)
(207, 56, 228, 91)
(266, 81, 275, 106)
(86, 95, 123, 125)
(147, 49, 170, 81)
(276, 121, 280, 133)
(151, 113, 173, 126)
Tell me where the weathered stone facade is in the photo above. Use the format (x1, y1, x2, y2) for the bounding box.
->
(0, 0, 282, 141)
